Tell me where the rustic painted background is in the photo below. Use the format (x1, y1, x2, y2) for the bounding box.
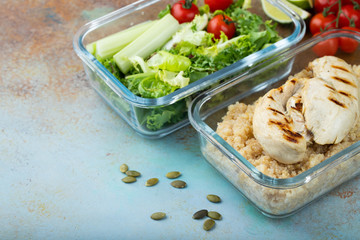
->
(1, 0, 359, 239)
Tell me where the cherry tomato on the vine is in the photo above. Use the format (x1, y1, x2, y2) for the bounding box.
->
(309, 13, 337, 35)
(314, 0, 339, 14)
(312, 32, 339, 57)
(204, 0, 233, 12)
(207, 14, 236, 39)
(339, 5, 360, 28)
(342, 0, 360, 7)
(171, 0, 199, 24)
(339, 26, 360, 53)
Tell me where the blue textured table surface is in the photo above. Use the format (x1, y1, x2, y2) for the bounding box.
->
(1, 1, 359, 239)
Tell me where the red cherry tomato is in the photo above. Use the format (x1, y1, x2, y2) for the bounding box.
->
(339, 26, 360, 53)
(207, 14, 236, 39)
(170, 0, 199, 24)
(312, 33, 339, 57)
(204, 0, 233, 12)
(309, 13, 337, 35)
(314, 0, 339, 14)
(339, 5, 360, 28)
(342, 0, 360, 7)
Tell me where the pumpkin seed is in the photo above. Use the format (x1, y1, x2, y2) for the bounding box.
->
(207, 194, 221, 203)
(126, 170, 141, 177)
(145, 178, 159, 187)
(166, 171, 181, 179)
(151, 212, 166, 220)
(119, 164, 128, 173)
(122, 176, 136, 183)
(203, 219, 215, 231)
(170, 180, 187, 188)
(192, 209, 208, 219)
(207, 211, 222, 220)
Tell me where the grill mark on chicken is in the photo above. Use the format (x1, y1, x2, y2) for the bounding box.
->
(267, 95, 275, 101)
(282, 128, 303, 138)
(324, 84, 336, 91)
(331, 76, 357, 87)
(268, 120, 286, 127)
(284, 117, 292, 124)
(290, 79, 297, 84)
(267, 107, 285, 115)
(291, 101, 303, 112)
(328, 97, 346, 108)
(338, 90, 356, 99)
(278, 86, 284, 93)
(268, 120, 303, 142)
(331, 65, 350, 72)
(283, 135, 299, 143)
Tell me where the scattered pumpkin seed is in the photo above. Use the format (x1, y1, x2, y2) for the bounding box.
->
(207, 211, 222, 220)
(126, 170, 141, 177)
(192, 209, 208, 219)
(122, 176, 137, 183)
(165, 171, 181, 179)
(151, 212, 166, 220)
(119, 164, 128, 173)
(145, 178, 159, 187)
(170, 180, 187, 188)
(207, 194, 221, 203)
(203, 219, 215, 231)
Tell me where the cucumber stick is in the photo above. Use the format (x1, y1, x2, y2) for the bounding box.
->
(87, 20, 155, 59)
(86, 42, 96, 55)
(114, 14, 180, 74)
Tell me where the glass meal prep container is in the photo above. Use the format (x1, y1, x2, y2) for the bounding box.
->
(189, 30, 360, 218)
(73, 0, 305, 138)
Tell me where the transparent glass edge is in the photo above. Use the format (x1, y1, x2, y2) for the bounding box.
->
(73, 0, 305, 108)
(188, 30, 360, 189)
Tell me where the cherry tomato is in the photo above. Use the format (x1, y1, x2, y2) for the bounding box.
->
(309, 13, 337, 35)
(314, 0, 339, 14)
(342, 0, 360, 6)
(204, 0, 233, 12)
(339, 5, 360, 28)
(339, 26, 360, 53)
(312, 33, 339, 57)
(171, 0, 199, 24)
(207, 14, 236, 39)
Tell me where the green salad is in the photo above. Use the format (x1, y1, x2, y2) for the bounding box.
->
(87, 0, 282, 131)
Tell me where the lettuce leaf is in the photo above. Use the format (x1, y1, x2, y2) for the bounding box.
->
(124, 72, 155, 96)
(170, 33, 256, 74)
(124, 72, 175, 98)
(163, 14, 212, 50)
(100, 58, 124, 82)
(147, 50, 191, 72)
(158, 4, 171, 19)
(158, 70, 190, 88)
(145, 100, 187, 131)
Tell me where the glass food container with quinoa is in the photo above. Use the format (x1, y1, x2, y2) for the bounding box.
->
(189, 30, 360, 217)
(73, 0, 305, 138)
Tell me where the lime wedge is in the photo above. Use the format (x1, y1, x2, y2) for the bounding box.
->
(243, 0, 252, 9)
(287, 0, 313, 9)
(262, 0, 311, 24)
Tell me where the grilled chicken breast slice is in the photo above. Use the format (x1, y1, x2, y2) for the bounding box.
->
(302, 77, 358, 144)
(253, 78, 307, 164)
(307, 57, 359, 144)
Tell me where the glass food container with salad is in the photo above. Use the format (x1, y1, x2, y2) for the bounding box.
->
(73, 0, 305, 138)
(189, 30, 360, 217)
